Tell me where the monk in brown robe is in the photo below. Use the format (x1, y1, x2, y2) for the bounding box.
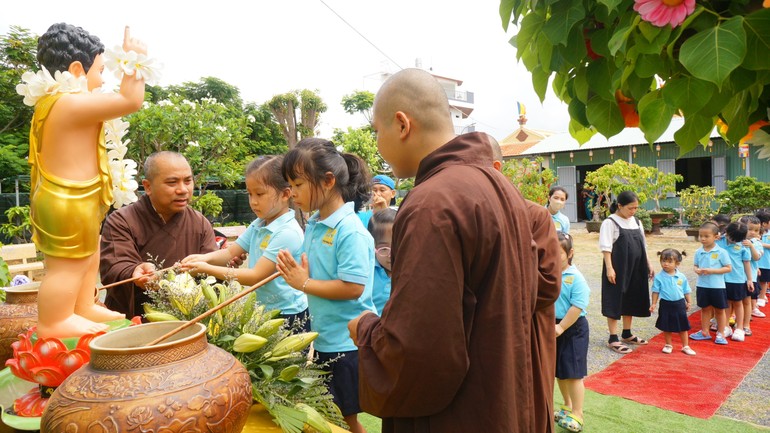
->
(348, 68, 541, 433)
(100, 151, 217, 317)
(490, 135, 561, 433)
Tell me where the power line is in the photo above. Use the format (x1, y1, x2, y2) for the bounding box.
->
(318, 0, 403, 70)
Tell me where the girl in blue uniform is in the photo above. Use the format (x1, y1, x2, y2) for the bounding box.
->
(650, 249, 695, 355)
(276, 138, 375, 433)
(180, 156, 308, 329)
(554, 233, 589, 433)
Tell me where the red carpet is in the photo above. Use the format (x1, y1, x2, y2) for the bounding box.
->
(584, 310, 770, 418)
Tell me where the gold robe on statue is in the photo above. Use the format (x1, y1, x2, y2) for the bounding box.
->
(28, 93, 112, 259)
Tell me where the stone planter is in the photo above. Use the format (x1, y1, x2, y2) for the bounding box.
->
(41, 321, 252, 433)
(0, 282, 39, 367)
(685, 228, 700, 241)
(586, 220, 603, 233)
(648, 212, 674, 235)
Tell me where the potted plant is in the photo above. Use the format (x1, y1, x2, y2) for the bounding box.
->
(646, 170, 683, 234)
(583, 160, 651, 232)
(680, 185, 720, 239)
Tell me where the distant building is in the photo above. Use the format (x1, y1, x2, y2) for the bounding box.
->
(516, 117, 768, 222)
(498, 114, 553, 158)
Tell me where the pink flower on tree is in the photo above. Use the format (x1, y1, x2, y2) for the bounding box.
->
(634, 0, 696, 28)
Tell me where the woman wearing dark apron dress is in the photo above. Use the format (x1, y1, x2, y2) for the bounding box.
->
(600, 191, 655, 354)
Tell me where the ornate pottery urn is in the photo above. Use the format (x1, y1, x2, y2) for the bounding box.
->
(0, 282, 39, 366)
(40, 321, 252, 433)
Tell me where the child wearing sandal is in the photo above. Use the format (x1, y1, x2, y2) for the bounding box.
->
(717, 222, 754, 342)
(650, 249, 695, 355)
(690, 222, 732, 345)
(756, 210, 770, 309)
(554, 233, 589, 433)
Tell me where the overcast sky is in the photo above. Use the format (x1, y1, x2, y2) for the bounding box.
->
(1, 0, 571, 140)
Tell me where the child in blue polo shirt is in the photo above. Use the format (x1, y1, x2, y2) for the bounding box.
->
(717, 222, 753, 342)
(650, 249, 695, 355)
(690, 222, 732, 345)
(180, 156, 308, 328)
(554, 233, 589, 433)
(276, 137, 375, 433)
(739, 216, 764, 325)
(368, 208, 396, 315)
(757, 210, 770, 308)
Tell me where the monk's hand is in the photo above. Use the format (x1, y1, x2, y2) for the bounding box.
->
(348, 311, 374, 345)
(122, 26, 147, 55)
(133, 262, 157, 289)
(276, 250, 309, 291)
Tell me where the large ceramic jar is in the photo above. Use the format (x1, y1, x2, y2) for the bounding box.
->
(0, 282, 39, 366)
(41, 322, 252, 433)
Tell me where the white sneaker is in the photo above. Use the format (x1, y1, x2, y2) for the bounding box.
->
(723, 327, 733, 338)
(732, 328, 745, 341)
(681, 346, 696, 356)
(752, 308, 766, 318)
(758, 298, 767, 307)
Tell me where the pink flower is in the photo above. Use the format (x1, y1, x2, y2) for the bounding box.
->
(634, 0, 696, 28)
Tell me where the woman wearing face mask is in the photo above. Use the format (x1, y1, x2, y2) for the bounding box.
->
(547, 186, 570, 234)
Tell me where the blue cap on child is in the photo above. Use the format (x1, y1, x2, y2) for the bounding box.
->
(372, 175, 395, 190)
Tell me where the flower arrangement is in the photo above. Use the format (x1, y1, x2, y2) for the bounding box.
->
(145, 270, 345, 433)
(500, 0, 770, 156)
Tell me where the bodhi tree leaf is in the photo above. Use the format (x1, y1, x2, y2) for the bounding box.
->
(638, 92, 675, 144)
(532, 67, 550, 102)
(680, 17, 747, 89)
(587, 58, 614, 101)
(569, 119, 597, 145)
(586, 96, 624, 138)
(597, 0, 623, 13)
(661, 76, 714, 115)
(674, 114, 714, 155)
(743, 8, 770, 70)
(542, 0, 585, 46)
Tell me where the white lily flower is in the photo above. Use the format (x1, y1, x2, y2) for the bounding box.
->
(110, 159, 139, 209)
(104, 118, 130, 144)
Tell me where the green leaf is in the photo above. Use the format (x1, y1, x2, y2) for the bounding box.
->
(569, 119, 597, 145)
(589, 28, 612, 58)
(699, 85, 734, 117)
(568, 98, 589, 127)
(499, 0, 516, 32)
(608, 25, 632, 55)
(635, 54, 664, 78)
(542, 0, 585, 46)
(722, 91, 750, 144)
(743, 8, 770, 70)
(560, 26, 588, 66)
(635, 25, 671, 55)
(574, 67, 589, 103)
(638, 92, 675, 144)
(517, 11, 546, 55)
(532, 67, 550, 102)
(638, 20, 662, 42)
(256, 364, 274, 380)
(674, 114, 714, 155)
(680, 17, 747, 89)
(586, 96, 625, 138)
(597, 0, 623, 12)
(661, 76, 714, 115)
(587, 58, 614, 101)
(536, 34, 554, 73)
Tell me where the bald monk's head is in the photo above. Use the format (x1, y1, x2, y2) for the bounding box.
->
(372, 68, 457, 178)
(486, 133, 504, 172)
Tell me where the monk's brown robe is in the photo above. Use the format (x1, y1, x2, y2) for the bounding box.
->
(525, 200, 561, 433)
(356, 133, 541, 433)
(100, 194, 217, 317)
